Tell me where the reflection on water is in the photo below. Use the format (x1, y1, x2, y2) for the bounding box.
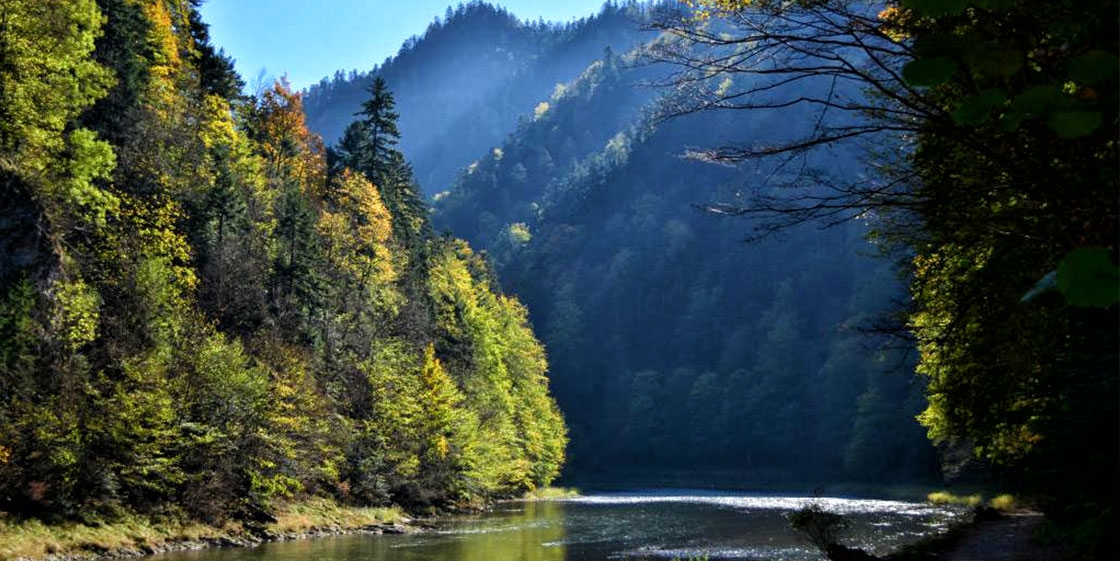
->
(152, 491, 963, 561)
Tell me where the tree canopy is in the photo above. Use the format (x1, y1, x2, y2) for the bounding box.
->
(0, 0, 565, 524)
(657, 0, 1118, 543)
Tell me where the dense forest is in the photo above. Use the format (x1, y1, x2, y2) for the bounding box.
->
(1, 0, 1117, 557)
(659, 0, 1118, 550)
(305, 0, 1118, 552)
(303, 2, 657, 194)
(0, 0, 565, 524)
(307, 2, 939, 484)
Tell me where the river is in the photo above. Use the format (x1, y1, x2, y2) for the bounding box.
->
(152, 490, 963, 561)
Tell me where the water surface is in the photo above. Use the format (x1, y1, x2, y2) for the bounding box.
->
(154, 490, 962, 560)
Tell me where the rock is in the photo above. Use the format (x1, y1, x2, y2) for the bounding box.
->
(383, 524, 408, 534)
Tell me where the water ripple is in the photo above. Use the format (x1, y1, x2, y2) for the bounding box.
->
(563, 490, 957, 517)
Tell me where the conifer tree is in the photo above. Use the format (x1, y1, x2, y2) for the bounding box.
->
(338, 78, 429, 246)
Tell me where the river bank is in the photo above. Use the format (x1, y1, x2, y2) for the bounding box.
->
(0, 487, 582, 561)
(0, 498, 411, 561)
(884, 508, 1071, 561)
(3, 489, 1025, 561)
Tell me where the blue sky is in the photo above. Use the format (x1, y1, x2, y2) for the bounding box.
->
(199, 0, 612, 91)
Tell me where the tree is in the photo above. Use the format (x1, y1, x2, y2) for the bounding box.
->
(336, 78, 429, 247)
(654, 0, 1118, 536)
(352, 77, 401, 173)
(0, 0, 569, 524)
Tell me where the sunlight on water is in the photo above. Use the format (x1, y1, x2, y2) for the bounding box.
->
(152, 491, 964, 561)
(616, 545, 819, 560)
(562, 490, 958, 516)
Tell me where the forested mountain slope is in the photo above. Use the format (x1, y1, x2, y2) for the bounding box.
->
(0, 0, 564, 523)
(435, 51, 938, 481)
(303, 2, 657, 194)
(306, 2, 941, 484)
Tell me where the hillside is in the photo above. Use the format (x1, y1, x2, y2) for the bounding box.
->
(434, 49, 937, 481)
(303, 1, 941, 484)
(0, 0, 565, 523)
(302, 1, 657, 194)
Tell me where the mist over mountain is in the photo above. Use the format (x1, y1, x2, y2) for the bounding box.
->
(303, 2, 657, 194)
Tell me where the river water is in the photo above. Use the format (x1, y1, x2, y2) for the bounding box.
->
(153, 490, 963, 561)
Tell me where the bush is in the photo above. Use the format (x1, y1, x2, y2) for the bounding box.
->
(788, 502, 849, 551)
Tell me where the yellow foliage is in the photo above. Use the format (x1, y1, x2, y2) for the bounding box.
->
(140, 0, 182, 67)
(927, 491, 982, 507)
(318, 169, 397, 290)
(877, 5, 911, 41)
(138, 0, 190, 119)
(989, 494, 1017, 510)
(0, 0, 113, 174)
(256, 79, 329, 198)
(684, 0, 759, 19)
(119, 195, 198, 291)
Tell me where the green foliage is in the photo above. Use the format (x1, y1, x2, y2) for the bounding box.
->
(50, 278, 101, 350)
(0, 0, 114, 173)
(902, 58, 957, 86)
(430, 48, 937, 482)
(428, 241, 566, 493)
(884, 0, 1120, 539)
(0, 280, 41, 393)
(0, 0, 565, 526)
(927, 491, 982, 507)
(902, 0, 969, 17)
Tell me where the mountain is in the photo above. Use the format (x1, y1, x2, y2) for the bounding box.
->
(0, 0, 566, 522)
(303, 1, 657, 194)
(434, 49, 936, 482)
(301, 1, 939, 484)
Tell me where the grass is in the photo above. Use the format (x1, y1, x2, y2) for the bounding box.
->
(0, 499, 404, 561)
(0, 514, 227, 560)
(270, 497, 403, 534)
(522, 486, 580, 500)
(988, 494, 1017, 511)
(927, 490, 984, 507)
(926, 490, 1019, 511)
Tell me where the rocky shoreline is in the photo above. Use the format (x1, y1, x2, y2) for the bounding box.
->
(13, 522, 417, 561)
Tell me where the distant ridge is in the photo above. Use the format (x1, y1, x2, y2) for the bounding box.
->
(303, 1, 656, 194)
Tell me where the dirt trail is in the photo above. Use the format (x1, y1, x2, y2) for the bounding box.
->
(941, 512, 1066, 561)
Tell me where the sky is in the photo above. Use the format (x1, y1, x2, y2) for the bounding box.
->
(199, 0, 612, 92)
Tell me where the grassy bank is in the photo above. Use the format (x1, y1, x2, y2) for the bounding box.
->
(0, 498, 404, 561)
(927, 490, 1020, 510)
(522, 487, 580, 500)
